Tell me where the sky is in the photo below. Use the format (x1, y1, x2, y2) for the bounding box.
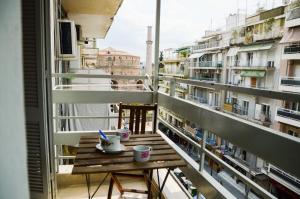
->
(97, 0, 283, 62)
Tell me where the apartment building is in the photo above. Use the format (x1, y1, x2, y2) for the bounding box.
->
(276, 4, 300, 138)
(159, 47, 190, 99)
(160, 5, 300, 197)
(225, 6, 286, 129)
(188, 30, 225, 109)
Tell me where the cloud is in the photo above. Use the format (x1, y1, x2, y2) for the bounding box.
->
(97, 0, 283, 62)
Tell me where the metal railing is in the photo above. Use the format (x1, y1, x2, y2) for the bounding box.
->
(277, 107, 300, 122)
(158, 117, 276, 199)
(284, 43, 300, 54)
(188, 61, 223, 68)
(230, 60, 275, 69)
(280, 76, 300, 86)
(192, 41, 220, 51)
(53, 73, 300, 198)
(191, 76, 221, 83)
(187, 95, 208, 104)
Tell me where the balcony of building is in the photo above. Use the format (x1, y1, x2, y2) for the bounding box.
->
(252, 29, 284, 42)
(275, 107, 300, 128)
(230, 60, 276, 71)
(223, 98, 272, 127)
(285, 7, 300, 28)
(282, 42, 300, 60)
(188, 61, 223, 69)
(191, 41, 220, 52)
(279, 76, 300, 93)
(191, 76, 221, 83)
(51, 69, 300, 198)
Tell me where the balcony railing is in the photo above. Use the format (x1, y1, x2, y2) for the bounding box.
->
(277, 107, 300, 122)
(191, 76, 221, 83)
(188, 61, 223, 68)
(280, 76, 300, 92)
(187, 95, 208, 104)
(230, 60, 275, 69)
(192, 41, 220, 51)
(253, 30, 284, 42)
(52, 73, 300, 199)
(284, 43, 300, 54)
(281, 76, 300, 86)
(286, 7, 300, 28)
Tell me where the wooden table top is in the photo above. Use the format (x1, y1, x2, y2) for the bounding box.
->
(72, 133, 187, 174)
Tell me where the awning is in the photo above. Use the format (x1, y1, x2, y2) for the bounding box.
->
(189, 52, 206, 59)
(240, 70, 266, 77)
(227, 47, 240, 56)
(239, 43, 273, 52)
(280, 27, 300, 44)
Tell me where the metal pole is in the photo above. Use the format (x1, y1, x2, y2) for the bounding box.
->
(199, 130, 207, 171)
(153, 0, 161, 103)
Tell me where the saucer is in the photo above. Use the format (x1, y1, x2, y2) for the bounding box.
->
(96, 143, 126, 154)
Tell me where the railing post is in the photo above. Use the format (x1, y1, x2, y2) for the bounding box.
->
(169, 78, 176, 97)
(199, 130, 207, 172)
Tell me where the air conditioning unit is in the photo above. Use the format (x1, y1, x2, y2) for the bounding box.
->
(58, 20, 77, 58)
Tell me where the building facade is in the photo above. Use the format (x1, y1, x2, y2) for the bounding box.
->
(97, 47, 142, 86)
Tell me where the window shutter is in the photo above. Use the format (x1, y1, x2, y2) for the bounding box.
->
(22, 0, 52, 198)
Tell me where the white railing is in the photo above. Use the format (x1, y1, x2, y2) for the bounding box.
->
(229, 60, 275, 69)
(53, 74, 300, 198)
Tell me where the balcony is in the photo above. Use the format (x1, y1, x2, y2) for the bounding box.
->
(230, 37, 245, 45)
(282, 43, 300, 60)
(253, 29, 284, 42)
(285, 7, 300, 28)
(279, 76, 300, 93)
(230, 60, 275, 70)
(17, 0, 300, 199)
(188, 61, 223, 69)
(191, 41, 220, 52)
(275, 107, 300, 128)
(191, 76, 221, 83)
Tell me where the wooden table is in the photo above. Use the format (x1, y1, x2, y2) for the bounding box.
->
(72, 133, 187, 199)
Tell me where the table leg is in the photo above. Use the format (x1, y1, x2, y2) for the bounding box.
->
(85, 174, 91, 199)
(147, 170, 153, 199)
(107, 176, 114, 199)
(158, 169, 171, 199)
(84, 173, 109, 199)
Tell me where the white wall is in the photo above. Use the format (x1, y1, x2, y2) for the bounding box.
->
(0, 0, 29, 198)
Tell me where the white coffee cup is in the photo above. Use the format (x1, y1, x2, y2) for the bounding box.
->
(133, 145, 152, 162)
(102, 135, 121, 151)
(117, 129, 131, 141)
